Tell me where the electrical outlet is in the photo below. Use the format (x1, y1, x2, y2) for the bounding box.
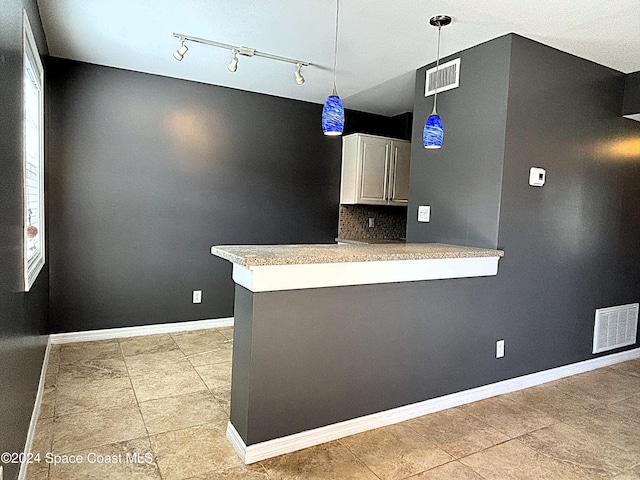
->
(192, 290, 202, 304)
(496, 339, 505, 358)
(368, 217, 375, 228)
(418, 205, 431, 222)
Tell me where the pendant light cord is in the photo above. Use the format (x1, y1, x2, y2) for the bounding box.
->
(332, 0, 340, 96)
(431, 24, 442, 115)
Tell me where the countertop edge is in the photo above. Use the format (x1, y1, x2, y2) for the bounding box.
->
(211, 243, 504, 268)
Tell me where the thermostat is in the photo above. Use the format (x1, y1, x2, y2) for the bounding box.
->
(529, 167, 546, 187)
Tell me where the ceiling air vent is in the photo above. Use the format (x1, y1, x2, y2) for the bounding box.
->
(592, 303, 639, 354)
(425, 58, 460, 97)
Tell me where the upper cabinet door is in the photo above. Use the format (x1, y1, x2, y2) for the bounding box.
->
(340, 133, 411, 206)
(388, 140, 411, 205)
(358, 136, 390, 205)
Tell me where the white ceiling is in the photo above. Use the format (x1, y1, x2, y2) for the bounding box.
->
(36, 0, 640, 117)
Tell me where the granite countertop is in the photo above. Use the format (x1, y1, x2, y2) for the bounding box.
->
(211, 243, 504, 267)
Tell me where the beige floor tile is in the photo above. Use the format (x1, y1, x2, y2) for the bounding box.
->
(611, 464, 640, 480)
(48, 437, 161, 480)
(261, 441, 379, 480)
(126, 350, 208, 402)
(408, 461, 485, 480)
(170, 329, 230, 357)
(24, 461, 49, 480)
(609, 359, 640, 378)
(217, 327, 234, 341)
(59, 340, 122, 364)
(44, 366, 58, 389)
(44, 350, 59, 388)
(194, 360, 232, 406)
(519, 421, 638, 478)
(119, 333, 181, 358)
(129, 366, 208, 403)
(186, 344, 233, 367)
(560, 368, 640, 404)
(406, 407, 509, 459)
(124, 348, 187, 371)
(57, 357, 129, 383)
(605, 394, 640, 422)
(565, 408, 640, 453)
(505, 380, 600, 421)
(30, 416, 54, 456)
(460, 439, 592, 480)
(460, 395, 557, 438)
(185, 464, 271, 480)
(54, 376, 137, 416)
(52, 406, 147, 454)
(39, 384, 56, 418)
(339, 423, 453, 480)
(139, 391, 228, 435)
(150, 423, 242, 480)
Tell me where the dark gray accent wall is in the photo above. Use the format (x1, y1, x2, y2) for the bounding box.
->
(406, 36, 512, 249)
(623, 70, 640, 116)
(0, 1, 49, 479)
(46, 58, 408, 333)
(408, 34, 640, 372)
(232, 278, 509, 444)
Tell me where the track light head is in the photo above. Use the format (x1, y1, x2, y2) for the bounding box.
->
(173, 41, 188, 61)
(228, 51, 239, 72)
(294, 63, 305, 85)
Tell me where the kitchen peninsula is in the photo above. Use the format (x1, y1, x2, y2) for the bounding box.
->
(211, 242, 504, 463)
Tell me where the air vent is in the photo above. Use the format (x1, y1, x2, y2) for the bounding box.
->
(592, 303, 638, 354)
(425, 58, 460, 97)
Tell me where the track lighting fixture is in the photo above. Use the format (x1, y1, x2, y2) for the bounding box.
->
(228, 50, 239, 72)
(173, 39, 188, 61)
(294, 63, 305, 85)
(423, 15, 451, 149)
(172, 33, 311, 85)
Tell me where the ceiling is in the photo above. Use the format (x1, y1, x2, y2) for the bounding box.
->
(36, 0, 640, 117)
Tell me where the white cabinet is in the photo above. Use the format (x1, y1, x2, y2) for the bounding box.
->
(340, 133, 411, 206)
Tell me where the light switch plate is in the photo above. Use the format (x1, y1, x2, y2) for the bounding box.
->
(417, 206, 431, 222)
(496, 339, 505, 358)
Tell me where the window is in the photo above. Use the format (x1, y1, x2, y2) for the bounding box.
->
(23, 11, 44, 291)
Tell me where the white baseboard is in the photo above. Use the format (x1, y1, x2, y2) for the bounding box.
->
(19, 338, 52, 480)
(229, 347, 640, 464)
(49, 317, 234, 344)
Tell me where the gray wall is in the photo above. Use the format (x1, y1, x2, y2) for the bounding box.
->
(406, 35, 512, 249)
(0, 1, 49, 479)
(409, 34, 640, 372)
(623, 70, 640, 115)
(46, 58, 409, 333)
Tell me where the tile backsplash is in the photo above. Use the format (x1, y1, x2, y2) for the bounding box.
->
(338, 204, 407, 241)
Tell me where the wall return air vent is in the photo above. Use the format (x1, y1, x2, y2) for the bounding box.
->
(425, 58, 460, 97)
(592, 303, 638, 354)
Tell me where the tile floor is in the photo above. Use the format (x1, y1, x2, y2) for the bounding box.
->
(25, 327, 640, 480)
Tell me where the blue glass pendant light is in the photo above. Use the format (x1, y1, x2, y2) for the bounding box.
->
(423, 15, 451, 149)
(323, 0, 345, 135)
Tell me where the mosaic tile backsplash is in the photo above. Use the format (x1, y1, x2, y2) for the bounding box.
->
(338, 204, 407, 241)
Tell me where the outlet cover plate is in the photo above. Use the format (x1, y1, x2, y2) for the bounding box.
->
(192, 290, 202, 304)
(496, 339, 505, 358)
